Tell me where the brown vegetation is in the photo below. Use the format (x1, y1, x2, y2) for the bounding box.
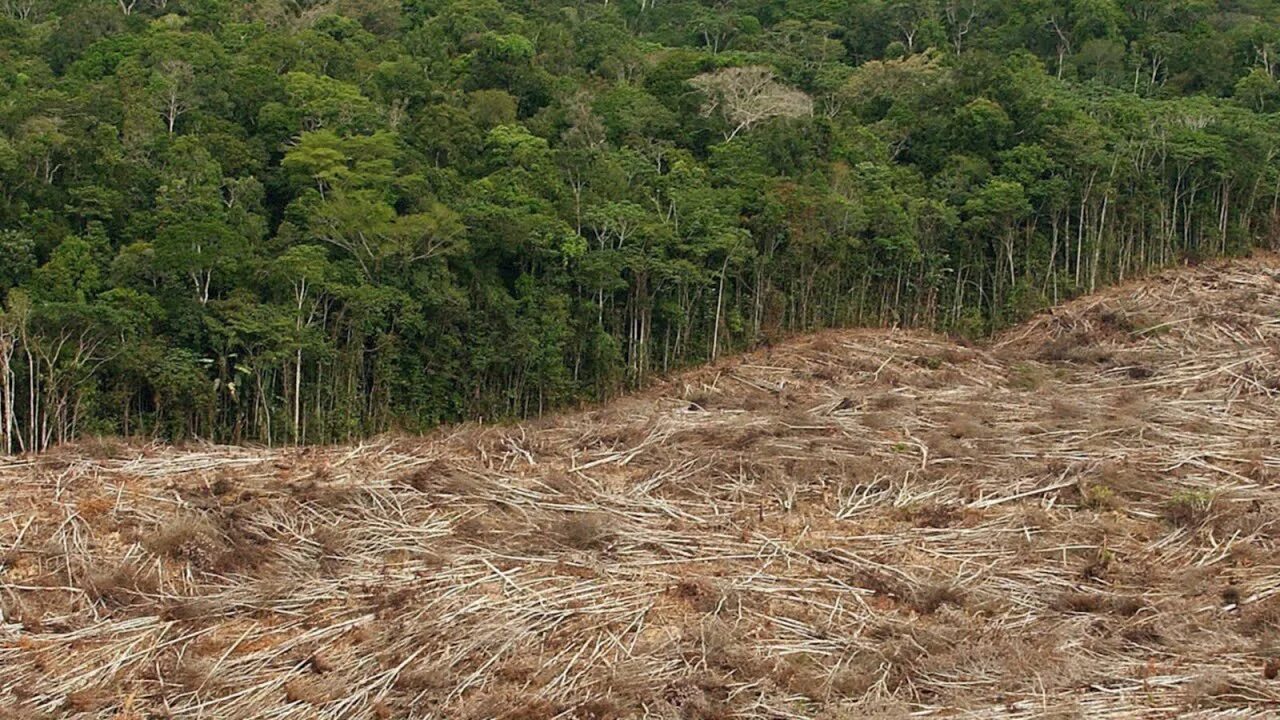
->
(0, 256, 1279, 717)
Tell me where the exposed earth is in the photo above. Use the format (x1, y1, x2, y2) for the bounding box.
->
(2, 255, 1279, 718)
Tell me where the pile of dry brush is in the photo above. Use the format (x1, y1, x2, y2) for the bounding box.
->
(2, 255, 1279, 719)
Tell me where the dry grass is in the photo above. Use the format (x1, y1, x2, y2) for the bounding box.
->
(1, 255, 1280, 717)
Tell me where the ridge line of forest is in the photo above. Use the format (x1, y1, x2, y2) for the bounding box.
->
(1, 0, 1279, 451)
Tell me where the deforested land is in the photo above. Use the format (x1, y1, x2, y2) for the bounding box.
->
(1, 254, 1278, 718)
(5, 1, 1280, 716)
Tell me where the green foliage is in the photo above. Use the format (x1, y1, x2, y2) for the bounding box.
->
(0, 0, 1278, 450)
(0, 231, 36, 294)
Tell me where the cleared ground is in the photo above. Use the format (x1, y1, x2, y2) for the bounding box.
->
(2, 256, 1279, 719)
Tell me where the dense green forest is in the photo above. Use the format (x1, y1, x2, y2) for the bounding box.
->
(0, 0, 1278, 450)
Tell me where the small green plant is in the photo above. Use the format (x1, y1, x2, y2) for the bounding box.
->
(1164, 490, 1214, 527)
(1007, 363, 1045, 391)
(913, 354, 944, 370)
(1135, 321, 1172, 336)
(1084, 485, 1119, 510)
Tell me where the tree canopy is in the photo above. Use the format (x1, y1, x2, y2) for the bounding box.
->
(1, 0, 1278, 450)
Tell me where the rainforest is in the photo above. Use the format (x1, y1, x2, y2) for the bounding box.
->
(1, 0, 1278, 450)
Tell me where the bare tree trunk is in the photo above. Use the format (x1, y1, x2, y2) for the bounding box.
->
(711, 256, 729, 361)
(293, 350, 302, 444)
(1091, 192, 1110, 292)
(0, 333, 12, 454)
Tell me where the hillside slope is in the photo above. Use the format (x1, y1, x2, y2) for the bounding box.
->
(1, 256, 1279, 718)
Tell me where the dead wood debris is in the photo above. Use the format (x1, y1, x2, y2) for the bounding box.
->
(1, 255, 1280, 717)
